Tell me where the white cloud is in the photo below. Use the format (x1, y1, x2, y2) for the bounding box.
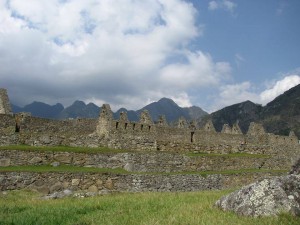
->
(209, 74, 300, 112)
(1, 0, 230, 111)
(208, 1, 219, 10)
(209, 82, 259, 112)
(208, 0, 237, 13)
(159, 51, 231, 89)
(260, 75, 300, 104)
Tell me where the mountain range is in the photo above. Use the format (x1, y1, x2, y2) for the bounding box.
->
(11, 84, 300, 137)
(201, 83, 300, 137)
(12, 98, 208, 123)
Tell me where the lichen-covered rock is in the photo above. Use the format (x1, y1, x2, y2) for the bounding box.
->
(290, 157, 300, 175)
(215, 175, 300, 217)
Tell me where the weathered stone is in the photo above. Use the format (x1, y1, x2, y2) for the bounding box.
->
(51, 161, 60, 167)
(29, 157, 42, 164)
(88, 185, 98, 193)
(54, 153, 72, 164)
(34, 185, 50, 195)
(215, 175, 300, 217)
(124, 163, 134, 172)
(50, 182, 63, 193)
(290, 157, 300, 175)
(72, 179, 80, 186)
(0, 89, 12, 114)
(96, 179, 103, 188)
(0, 158, 10, 167)
(105, 178, 114, 190)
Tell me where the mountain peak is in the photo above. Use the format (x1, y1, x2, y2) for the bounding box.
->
(72, 100, 86, 107)
(158, 97, 177, 105)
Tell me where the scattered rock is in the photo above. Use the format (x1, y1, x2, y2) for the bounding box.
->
(215, 175, 300, 217)
(43, 189, 73, 199)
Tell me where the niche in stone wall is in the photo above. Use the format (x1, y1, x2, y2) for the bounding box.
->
(116, 122, 119, 129)
(15, 123, 20, 132)
(141, 124, 144, 130)
(148, 125, 151, 131)
(125, 123, 128, 130)
(191, 132, 194, 143)
(133, 123, 136, 130)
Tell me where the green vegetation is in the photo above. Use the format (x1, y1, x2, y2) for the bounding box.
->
(0, 165, 287, 176)
(0, 190, 299, 225)
(0, 145, 272, 159)
(187, 152, 271, 158)
(0, 145, 127, 154)
(0, 165, 129, 174)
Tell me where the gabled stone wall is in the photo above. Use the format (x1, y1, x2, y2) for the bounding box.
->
(0, 92, 299, 165)
(0, 89, 12, 115)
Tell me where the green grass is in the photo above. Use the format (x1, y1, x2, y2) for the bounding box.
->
(0, 165, 129, 174)
(0, 145, 127, 154)
(0, 189, 299, 225)
(0, 165, 288, 176)
(187, 152, 271, 158)
(0, 146, 271, 159)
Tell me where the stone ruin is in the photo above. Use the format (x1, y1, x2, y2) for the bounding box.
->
(0, 88, 12, 115)
(0, 88, 299, 156)
(1, 88, 300, 203)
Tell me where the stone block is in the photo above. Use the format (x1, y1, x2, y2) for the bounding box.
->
(88, 185, 98, 193)
(29, 157, 43, 164)
(50, 182, 63, 193)
(72, 179, 80, 186)
(54, 153, 72, 164)
(0, 158, 10, 167)
(34, 185, 50, 195)
(105, 178, 114, 190)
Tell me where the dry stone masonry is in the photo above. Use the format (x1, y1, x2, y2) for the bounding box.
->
(1, 88, 300, 197)
(0, 89, 12, 115)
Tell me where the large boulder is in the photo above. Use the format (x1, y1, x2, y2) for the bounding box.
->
(215, 174, 300, 217)
(290, 157, 300, 175)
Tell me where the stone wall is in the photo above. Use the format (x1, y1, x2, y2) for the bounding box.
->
(0, 171, 285, 194)
(0, 89, 12, 115)
(0, 150, 294, 172)
(0, 97, 299, 170)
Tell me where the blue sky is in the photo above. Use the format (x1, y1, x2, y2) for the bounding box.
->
(1, 0, 300, 112)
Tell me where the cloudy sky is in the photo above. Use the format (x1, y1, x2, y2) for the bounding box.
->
(1, 0, 300, 112)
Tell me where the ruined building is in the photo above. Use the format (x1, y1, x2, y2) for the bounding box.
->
(0, 88, 299, 166)
(0, 89, 12, 115)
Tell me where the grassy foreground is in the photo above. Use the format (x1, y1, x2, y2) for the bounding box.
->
(1, 190, 299, 225)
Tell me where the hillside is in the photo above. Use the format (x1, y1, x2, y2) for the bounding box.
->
(260, 84, 300, 136)
(202, 84, 300, 137)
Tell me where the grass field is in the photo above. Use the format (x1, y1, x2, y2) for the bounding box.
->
(0, 145, 125, 154)
(1, 190, 299, 225)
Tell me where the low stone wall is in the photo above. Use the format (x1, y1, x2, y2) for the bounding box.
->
(0, 171, 285, 194)
(0, 150, 293, 172)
